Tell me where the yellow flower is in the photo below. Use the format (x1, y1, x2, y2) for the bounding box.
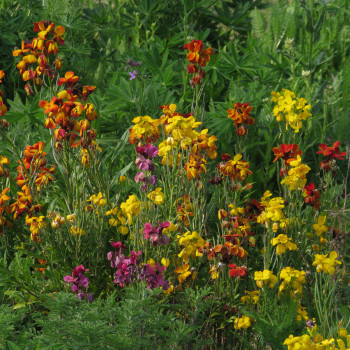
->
(120, 195, 141, 224)
(254, 270, 278, 289)
(234, 315, 252, 330)
(87, 192, 107, 207)
(271, 234, 297, 255)
(297, 304, 308, 321)
(70, 226, 86, 236)
(163, 281, 174, 295)
(283, 334, 315, 349)
(161, 258, 170, 267)
(271, 89, 312, 133)
(279, 267, 306, 297)
(177, 231, 206, 263)
(209, 265, 219, 280)
(312, 251, 341, 275)
(147, 187, 165, 205)
(313, 215, 327, 236)
(147, 258, 156, 267)
(241, 290, 260, 305)
(175, 264, 191, 284)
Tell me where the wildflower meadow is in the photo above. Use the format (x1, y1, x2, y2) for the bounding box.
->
(0, 0, 349, 349)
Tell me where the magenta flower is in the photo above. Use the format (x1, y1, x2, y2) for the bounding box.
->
(64, 265, 91, 301)
(143, 221, 170, 246)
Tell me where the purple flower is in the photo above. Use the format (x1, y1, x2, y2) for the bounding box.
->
(135, 156, 155, 172)
(144, 144, 159, 159)
(86, 293, 94, 302)
(129, 70, 137, 80)
(149, 175, 157, 186)
(140, 263, 170, 290)
(77, 292, 85, 300)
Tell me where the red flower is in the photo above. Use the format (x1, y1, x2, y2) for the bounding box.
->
(303, 183, 321, 209)
(228, 264, 247, 278)
(317, 141, 346, 160)
(272, 144, 302, 165)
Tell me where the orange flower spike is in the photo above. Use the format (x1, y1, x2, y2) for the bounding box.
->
(82, 86, 96, 100)
(272, 144, 302, 164)
(39, 96, 59, 114)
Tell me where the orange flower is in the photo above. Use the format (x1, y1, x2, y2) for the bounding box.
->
(227, 102, 254, 135)
(0, 70, 5, 83)
(58, 71, 79, 86)
(39, 96, 59, 114)
(12, 41, 30, 57)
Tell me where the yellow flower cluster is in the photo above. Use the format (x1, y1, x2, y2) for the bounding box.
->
(284, 334, 328, 350)
(271, 234, 297, 255)
(120, 195, 141, 225)
(177, 230, 206, 263)
(130, 104, 217, 179)
(313, 251, 341, 275)
(129, 115, 161, 145)
(87, 192, 107, 207)
(241, 290, 260, 305)
(257, 191, 287, 230)
(254, 270, 278, 289)
(234, 315, 252, 330)
(279, 267, 306, 297)
(281, 156, 311, 191)
(271, 89, 312, 133)
(284, 323, 350, 349)
(105, 207, 129, 235)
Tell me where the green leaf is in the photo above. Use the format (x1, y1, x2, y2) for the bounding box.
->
(6, 341, 21, 350)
